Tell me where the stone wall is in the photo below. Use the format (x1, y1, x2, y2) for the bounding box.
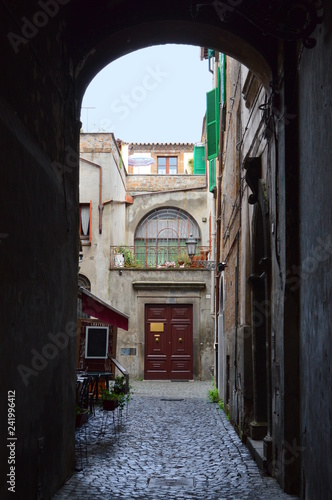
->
(79, 132, 128, 303)
(126, 174, 206, 193)
(0, 11, 78, 497)
(298, 10, 332, 498)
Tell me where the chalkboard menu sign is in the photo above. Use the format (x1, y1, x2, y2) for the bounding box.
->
(85, 326, 109, 359)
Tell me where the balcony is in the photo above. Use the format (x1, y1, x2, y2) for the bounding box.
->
(110, 245, 212, 270)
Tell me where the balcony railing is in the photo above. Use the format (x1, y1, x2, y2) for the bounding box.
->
(110, 245, 211, 270)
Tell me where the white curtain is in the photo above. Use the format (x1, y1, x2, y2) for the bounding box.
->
(81, 206, 90, 235)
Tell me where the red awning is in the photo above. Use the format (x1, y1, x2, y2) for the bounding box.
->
(79, 287, 129, 330)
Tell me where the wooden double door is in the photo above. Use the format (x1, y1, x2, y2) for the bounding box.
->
(144, 304, 193, 380)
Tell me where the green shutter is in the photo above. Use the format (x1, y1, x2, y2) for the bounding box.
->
(206, 88, 219, 160)
(194, 146, 205, 174)
(209, 159, 216, 192)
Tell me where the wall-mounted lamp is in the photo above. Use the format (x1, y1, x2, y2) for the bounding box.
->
(218, 262, 227, 272)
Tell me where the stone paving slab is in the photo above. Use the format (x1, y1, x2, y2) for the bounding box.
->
(53, 381, 297, 499)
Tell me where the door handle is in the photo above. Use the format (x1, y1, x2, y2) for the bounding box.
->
(178, 337, 183, 343)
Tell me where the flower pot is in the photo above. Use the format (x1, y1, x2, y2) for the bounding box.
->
(75, 410, 89, 428)
(114, 254, 124, 267)
(102, 399, 118, 411)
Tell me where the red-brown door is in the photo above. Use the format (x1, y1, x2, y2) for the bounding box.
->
(144, 304, 193, 380)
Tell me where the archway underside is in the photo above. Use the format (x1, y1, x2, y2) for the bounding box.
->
(74, 19, 275, 101)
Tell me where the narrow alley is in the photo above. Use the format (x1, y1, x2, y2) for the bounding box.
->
(54, 382, 295, 499)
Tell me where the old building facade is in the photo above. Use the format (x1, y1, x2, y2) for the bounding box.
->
(122, 141, 194, 175)
(202, 34, 332, 497)
(79, 133, 214, 381)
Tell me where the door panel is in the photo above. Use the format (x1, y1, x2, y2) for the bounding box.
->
(170, 323, 192, 378)
(147, 306, 167, 321)
(171, 324, 190, 355)
(146, 330, 167, 355)
(145, 304, 193, 380)
(171, 359, 191, 374)
(145, 359, 168, 375)
(171, 306, 191, 321)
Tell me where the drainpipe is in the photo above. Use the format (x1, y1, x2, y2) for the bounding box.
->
(234, 232, 239, 392)
(215, 53, 226, 386)
(211, 194, 216, 316)
(98, 166, 103, 234)
(215, 168, 221, 385)
(234, 126, 242, 407)
(80, 157, 104, 234)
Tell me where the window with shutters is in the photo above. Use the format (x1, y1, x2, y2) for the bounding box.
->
(206, 87, 220, 160)
(79, 202, 92, 245)
(209, 159, 216, 192)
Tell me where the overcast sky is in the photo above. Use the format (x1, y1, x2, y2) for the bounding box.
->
(81, 44, 213, 144)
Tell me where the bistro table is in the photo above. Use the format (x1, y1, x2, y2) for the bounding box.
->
(83, 371, 113, 401)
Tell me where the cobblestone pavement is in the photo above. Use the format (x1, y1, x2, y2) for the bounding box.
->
(54, 381, 297, 500)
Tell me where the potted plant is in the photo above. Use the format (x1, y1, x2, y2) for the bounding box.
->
(176, 250, 191, 267)
(101, 377, 131, 414)
(115, 245, 139, 268)
(75, 405, 89, 427)
(113, 375, 126, 394)
(114, 377, 131, 415)
(101, 388, 119, 411)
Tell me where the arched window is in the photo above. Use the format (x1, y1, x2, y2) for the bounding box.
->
(78, 274, 91, 318)
(78, 274, 91, 290)
(134, 207, 201, 267)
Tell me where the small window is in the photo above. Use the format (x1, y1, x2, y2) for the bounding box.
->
(169, 157, 178, 175)
(158, 157, 177, 175)
(79, 202, 91, 244)
(157, 157, 167, 175)
(77, 274, 91, 319)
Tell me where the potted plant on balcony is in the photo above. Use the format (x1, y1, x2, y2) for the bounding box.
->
(176, 250, 191, 268)
(114, 245, 138, 268)
(113, 250, 125, 268)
